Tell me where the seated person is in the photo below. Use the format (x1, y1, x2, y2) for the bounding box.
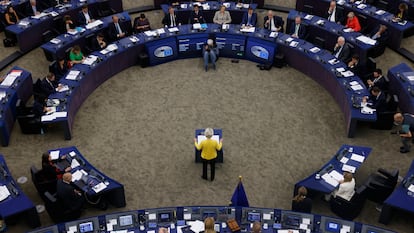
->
(332, 36, 351, 62)
(56, 173, 85, 213)
(327, 0, 344, 24)
(370, 24, 389, 48)
(363, 86, 387, 113)
(394, 3, 408, 21)
(213, 5, 232, 25)
(32, 94, 50, 117)
(90, 33, 107, 51)
(188, 5, 205, 24)
(204, 217, 216, 233)
(4, 5, 19, 25)
(263, 10, 283, 32)
(41, 152, 71, 180)
(347, 54, 361, 76)
(26, 0, 42, 16)
(40, 72, 62, 97)
(203, 38, 218, 72)
(251, 222, 261, 233)
(292, 186, 312, 213)
(366, 68, 387, 91)
(162, 6, 181, 27)
(108, 15, 129, 41)
(329, 172, 355, 201)
(345, 12, 361, 32)
(78, 4, 94, 25)
(289, 16, 307, 39)
(394, 113, 414, 153)
(134, 13, 151, 33)
(69, 45, 85, 65)
(62, 15, 75, 33)
(52, 57, 69, 81)
(241, 7, 257, 27)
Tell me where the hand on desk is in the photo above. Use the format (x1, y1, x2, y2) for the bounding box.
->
(65, 167, 72, 172)
(220, 138, 223, 143)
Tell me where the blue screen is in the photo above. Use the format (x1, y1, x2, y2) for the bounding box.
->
(325, 221, 340, 233)
(247, 212, 261, 222)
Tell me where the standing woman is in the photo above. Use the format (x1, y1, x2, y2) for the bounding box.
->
(291, 186, 312, 213)
(194, 128, 223, 181)
(5, 5, 19, 25)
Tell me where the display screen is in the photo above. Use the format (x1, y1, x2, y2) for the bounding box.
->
(247, 212, 261, 222)
(325, 221, 340, 233)
(202, 210, 217, 220)
(79, 222, 94, 233)
(158, 212, 171, 222)
(283, 214, 301, 228)
(119, 215, 133, 227)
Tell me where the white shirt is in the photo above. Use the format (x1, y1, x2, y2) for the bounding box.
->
(334, 178, 355, 201)
(83, 12, 91, 23)
(270, 17, 277, 31)
(328, 8, 336, 22)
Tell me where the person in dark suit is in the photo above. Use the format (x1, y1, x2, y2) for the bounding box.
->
(40, 72, 62, 97)
(327, 0, 344, 24)
(347, 54, 361, 76)
(90, 33, 107, 51)
(333, 36, 351, 62)
(367, 68, 388, 91)
(52, 58, 69, 82)
(263, 10, 283, 32)
(56, 173, 85, 213)
(26, 0, 43, 16)
(162, 6, 181, 27)
(241, 7, 257, 27)
(289, 16, 307, 39)
(370, 24, 389, 45)
(292, 186, 312, 213)
(188, 5, 205, 24)
(32, 94, 49, 118)
(108, 15, 128, 42)
(363, 87, 388, 113)
(78, 4, 94, 25)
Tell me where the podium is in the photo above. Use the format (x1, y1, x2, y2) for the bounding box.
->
(195, 128, 223, 163)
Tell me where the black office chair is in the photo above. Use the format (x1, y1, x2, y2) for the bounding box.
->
(330, 185, 368, 220)
(375, 0, 389, 10)
(371, 94, 398, 130)
(84, 33, 96, 54)
(96, 0, 115, 17)
(356, 14, 369, 34)
(303, 4, 314, 14)
(30, 165, 57, 201)
(364, 168, 399, 204)
(313, 37, 325, 50)
(42, 30, 57, 44)
(43, 191, 82, 223)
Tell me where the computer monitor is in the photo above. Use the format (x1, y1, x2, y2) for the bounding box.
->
(158, 212, 172, 222)
(361, 225, 394, 233)
(325, 221, 341, 233)
(119, 215, 134, 227)
(247, 212, 261, 222)
(78, 222, 94, 233)
(202, 209, 218, 220)
(282, 214, 301, 228)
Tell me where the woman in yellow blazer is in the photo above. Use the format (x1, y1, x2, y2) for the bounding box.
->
(194, 128, 223, 181)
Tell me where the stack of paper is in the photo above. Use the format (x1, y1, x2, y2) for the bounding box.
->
(85, 20, 103, 29)
(240, 27, 255, 33)
(321, 173, 340, 187)
(356, 35, 377, 45)
(0, 185, 11, 202)
(168, 27, 179, 33)
(32, 12, 48, 19)
(65, 70, 80, 80)
(18, 21, 30, 26)
(1, 73, 19, 86)
(41, 111, 68, 122)
(82, 55, 99, 65)
(304, 15, 313, 20)
(50, 150, 60, 160)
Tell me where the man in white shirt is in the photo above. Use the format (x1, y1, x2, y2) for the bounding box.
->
(263, 10, 283, 32)
(78, 4, 94, 25)
(327, 0, 344, 24)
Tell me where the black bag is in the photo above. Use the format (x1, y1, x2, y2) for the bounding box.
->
(3, 38, 15, 47)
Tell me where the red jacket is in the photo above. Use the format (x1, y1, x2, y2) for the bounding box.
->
(346, 16, 361, 32)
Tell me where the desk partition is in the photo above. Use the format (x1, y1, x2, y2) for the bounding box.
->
(0, 66, 33, 146)
(0, 155, 40, 228)
(387, 63, 414, 114)
(379, 160, 414, 225)
(295, 0, 414, 50)
(27, 206, 396, 233)
(5, 0, 123, 53)
(295, 145, 372, 195)
(48, 146, 126, 208)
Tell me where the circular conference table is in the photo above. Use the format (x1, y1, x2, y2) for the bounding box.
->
(42, 23, 375, 141)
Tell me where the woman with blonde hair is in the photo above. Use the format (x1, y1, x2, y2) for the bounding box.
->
(194, 128, 223, 181)
(291, 186, 312, 213)
(204, 217, 216, 233)
(333, 171, 355, 201)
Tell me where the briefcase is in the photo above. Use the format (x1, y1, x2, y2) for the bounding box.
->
(273, 53, 285, 68)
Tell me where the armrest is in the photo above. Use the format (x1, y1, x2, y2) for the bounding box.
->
(44, 191, 57, 202)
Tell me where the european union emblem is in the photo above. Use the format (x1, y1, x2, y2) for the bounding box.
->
(230, 176, 249, 207)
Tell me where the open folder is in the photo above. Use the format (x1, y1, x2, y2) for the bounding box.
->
(197, 135, 220, 144)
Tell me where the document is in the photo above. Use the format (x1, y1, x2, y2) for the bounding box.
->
(144, 30, 156, 37)
(341, 71, 354, 77)
(398, 21, 407, 26)
(343, 28, 353, 33)
(223, 2, 230, 8)
(342, 164, 356, 173)
(286, 37, 294, 42)
(304, 14, 313, 20)
(350, 153, 365, 162)
(375, 10, 385, 15)
(65, 70, 80, 80)
(71, 158, 80, 169)
(361, 106, 376, 114)
(310, 47, 320, 53)
(50, 11, 58, 17)
(357, 4, 367, 9)
(408, 184, 414, 192)
(350, 84, 364, 91)
(336, 67, 345, 72)
(329, 170, 344, 181)
(0, 185, 11, 202)
(41, 114, 56, 122)
(50, 150, 60, 160)
(302, 218, 311, 224)
(277, 230, 299, 233)
(0, 92, 6, 100)
(69, 151, 76, 157)
(82, 55, 98, 65)
(201, 3, 210, 10)
(328, 58, 339, 65)
(340, 157, 349, 164)
(184, 213, 192, 220)
(356, 35, 377, 45)
(322, 173, 339, 187)
(18, 20, 30, 26)
(197, 135, 220, 144)
(156, 28, 166, 34)
(289, 41, 299, 47)
(1, 74, 17, 87)
(32, 12, 48, 19)
(85, 20, 103, 29)
(180, 4, 187, 8)
(92, 182, 107, 193)
(316, 19, 324, 25)
(269, 32, 278, 38)
(299, 223, 309, 230)
(263, 213, 271, 220)
(58, 85, 69, 92)
(71, 170, 83, 182)
(240, 27, 255, 33)
(349, 81, 359, 86)
(50, 38, 61, 44)
(188, 220, 204, 233)
(129, 36, 139, 43)
(193, 23, 201, 30)
(168, 27, 179, 33)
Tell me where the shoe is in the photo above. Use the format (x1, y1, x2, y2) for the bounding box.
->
(201, 176, 207, 180)
(400, 146, 405, 150)
(400, 149, 410, 153)
(205, 66, 208, 72)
